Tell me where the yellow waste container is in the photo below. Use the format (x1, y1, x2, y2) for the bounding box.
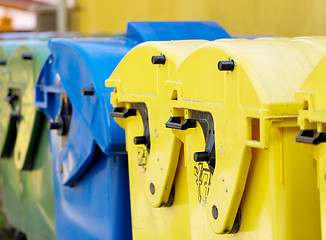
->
(295, 54, 326, 240)
(107, 37, 326, 240)
(107, 40, 208, 239)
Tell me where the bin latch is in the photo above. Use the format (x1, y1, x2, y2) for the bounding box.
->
(165, 117, 196, 130)
(132, 103, 151, 153)
(296, 130, 326, 145)
(192, 111, 216, 174)
(48, 96, 72, 136)
(110, 107, 136, 118)
(1, 89, 21, 157)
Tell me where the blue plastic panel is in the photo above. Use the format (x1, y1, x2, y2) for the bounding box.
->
(126, 21, 230, 41)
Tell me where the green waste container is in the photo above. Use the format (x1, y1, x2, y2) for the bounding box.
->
(0, 40, 55, 240)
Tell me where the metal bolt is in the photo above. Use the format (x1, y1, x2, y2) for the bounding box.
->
(219, 150, 222, 155)
(225, 188, 228, 192)
(212, 205, 218, 220)
(157, 158, 159, 161)
(59, 164, 63, 174)
(150, 183, 155, 195)
(222, 178, 224, 182)
(222, 150, 225, 154)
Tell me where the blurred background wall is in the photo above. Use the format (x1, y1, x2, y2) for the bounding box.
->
(75, 0, 326, 36)
(0, 0, 325, 36)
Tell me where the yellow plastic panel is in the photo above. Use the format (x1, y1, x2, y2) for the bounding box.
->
(166, 37, 326, 237)
(296, 53, 326, 240)
(296, 56, 326, 124)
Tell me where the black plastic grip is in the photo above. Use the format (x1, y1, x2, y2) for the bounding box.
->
(165, 117, 196, 130)
(218, 60, 235, 71)
(22, 53, 33, 60)
(194, 151, 210, 162)
(134, 136, 147, 145)
(48, 122, 63, 130)
(10, 114, 21, 122)
(0, 59, 7, 65)
(110, 107, 136, 118)
(81, 87, 95, 96)
(296, 130, 326, 145)
(4, 94, 18, 103)
(152, 55, 166, 65)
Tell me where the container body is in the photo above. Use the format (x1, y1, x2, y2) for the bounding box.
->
(0, 41, 56, 239)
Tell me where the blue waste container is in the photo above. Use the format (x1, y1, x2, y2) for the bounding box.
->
(34, 21, 230, 239)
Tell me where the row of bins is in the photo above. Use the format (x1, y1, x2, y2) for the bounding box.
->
(0, 21, 230, 240)
(1, 21, 326, 240)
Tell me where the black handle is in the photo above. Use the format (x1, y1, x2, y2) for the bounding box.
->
(165, 117, 196, 130)
(296, 130, 326, 145)
(10, 114, 21, 122)
(194, 151, 210, 162)
(218, 60, 235, 71)
(152, 55, 166, 65)
(134, 136, 147, 145)
(0, 59, 7, 65)
(22, 53, 33, 60)
(81, 87, 95, 96)
(4, 94, 18, 103)
(110, 107, 136, 118)
(48, 122, 63, 130)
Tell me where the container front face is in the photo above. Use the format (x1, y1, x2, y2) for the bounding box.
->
(160, 38, 326, 239)
(176, 120, 320, 240)
(0, 43, 56, 239)
(35, 39, 134, 239)
(48, 131, 132, 240)
(1, 121, 56, 240)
